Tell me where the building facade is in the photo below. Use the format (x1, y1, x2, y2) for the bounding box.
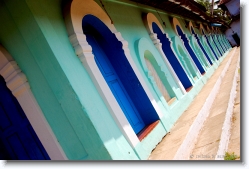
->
(219, 0, 240, 46)
(0, 0, 232, 160)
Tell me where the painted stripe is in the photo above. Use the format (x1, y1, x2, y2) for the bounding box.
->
(173, 47, 237, 160)
(215, 50, 240, 160)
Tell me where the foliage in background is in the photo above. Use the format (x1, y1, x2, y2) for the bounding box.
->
(195, 0, 232, 25)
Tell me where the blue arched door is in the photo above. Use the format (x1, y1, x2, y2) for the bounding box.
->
(85, 30, 145, 134)
(176, 25, 205, 74)
(0, 75, 50, 160)
(152, 22, 192, 90)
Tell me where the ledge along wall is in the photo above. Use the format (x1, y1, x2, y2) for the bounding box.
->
(0, 0, 232, 160)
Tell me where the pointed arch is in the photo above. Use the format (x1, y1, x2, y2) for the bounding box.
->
(143, 13, 192, 92)
(172, 18, 205, 74)
(199, 23, 207, 35)
(64, 0, 164, 147)
(206, 25, 212, 34)
(189, 35, 210, 68)
(172, 17, 185, 35)
(171, 36, 200, 78)
(211, 26, 216, 34)
(144, 12, 165, 35)
(136, 38, 178, 105)
(188, 21, 197, 34)
(143, 13, 187, 93)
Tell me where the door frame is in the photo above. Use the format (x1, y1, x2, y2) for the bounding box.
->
(0, 45, 67, 160)
(64, 0, 163, 148)
(143, 13, 187, 94)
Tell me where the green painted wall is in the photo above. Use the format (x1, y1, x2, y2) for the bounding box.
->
(0, 0, 139, 160)
(0, 0, 230, 160)
(97, 0, 205, 127)
(96, 0, 230, 146)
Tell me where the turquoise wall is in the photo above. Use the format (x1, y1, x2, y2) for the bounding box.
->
(0, 0, 139, 160)
(0, 0, 231, 160)
(97, 0, 207, 128)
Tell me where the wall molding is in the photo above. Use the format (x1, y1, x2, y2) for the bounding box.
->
(172, 17, 185, 36)
(188, 21, 196, 34)
(189, 35, 210, 68)
(136, 37, 177, 118)
(199, 23, 207, 35)
(65, 0, 165, 148)
(143, 13, 187, 94)
(0, 45, 67, 160)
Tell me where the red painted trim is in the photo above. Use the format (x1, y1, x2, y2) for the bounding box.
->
(137, 120, 160, 141)
(186, 86, 193, 92)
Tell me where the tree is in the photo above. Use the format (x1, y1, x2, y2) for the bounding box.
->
(195, 0, 232, 25)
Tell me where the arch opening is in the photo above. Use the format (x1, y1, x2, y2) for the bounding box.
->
(144, 50, 176, 104)
(176, 25, 205, 74)
(208, 35, 222, 57)
(177, 45, 197, 78)
(201, 30, 220, 59)
(193, 43, 209, 67)
(82, 15, 159, 134)
(152, 22, 192, 90)
(201, 29, 205, 35)
(215, 35, 226, 54)
(190, 27, 213, 64)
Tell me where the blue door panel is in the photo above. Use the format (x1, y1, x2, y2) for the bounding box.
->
(86, 33, 145, 134)
(83, 15, 160, 127)
(185, 44, 205, 74)
(0, 75, 50, 160)
(191, 27, 214, 64)
(7, 133, 30, 160)
(213, 38, 223, 56)
(110, 80, 144, 132)
(0, 105, 11, 130)
(176, 26, 205, 74)
(152, 23, 192, 89)
(206, 39, 219, 59)
(106, 48, 160, 125)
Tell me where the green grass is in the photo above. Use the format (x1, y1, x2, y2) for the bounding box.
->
(224, 152, 240, 160)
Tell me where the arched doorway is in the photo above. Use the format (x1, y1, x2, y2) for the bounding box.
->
(189, 35, 210, 68)
(201, 29, 219, 59)
(190, 27, 214, 64)
(177, 44, 197, 78)
(176, 25, 205, 74)
(144, 50, 176, 105)
(152, 22, 192, 90)
(82, 15, 159, 134)
(210, 34, 223, 57)
(0, 75, 50, 160)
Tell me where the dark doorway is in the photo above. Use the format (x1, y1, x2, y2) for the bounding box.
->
(0, 75, 50, 160)
(232, 33, 240, 46)
(82, 15, 159, 134)
(152, 22, 192, 90)
(176, 25, 205, 74)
